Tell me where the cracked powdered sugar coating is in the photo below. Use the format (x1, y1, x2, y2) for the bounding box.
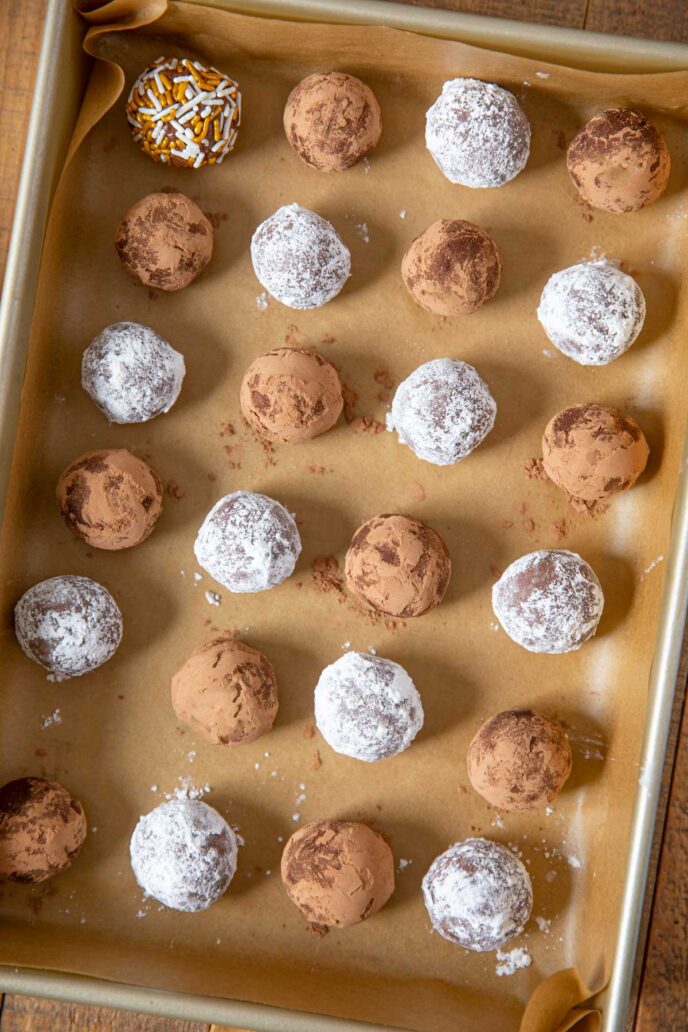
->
(194, 490, 301, 593)
(82, 322, 185, 423)
(387, 358, 496, 465)
(425, 79, 531, 188)
(130, 799, 237, 912)
(314, 651, 423, 762)
(251, 203, 350, 309)
(537, 259, 646, 366)
(422, 838, 532, 951)
(14, 575, 122, 680)
(492, 549, 604, 654)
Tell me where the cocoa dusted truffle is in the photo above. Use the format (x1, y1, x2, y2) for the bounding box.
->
(57, 449, 163, 550)
(240, 347, 343, 444)
(422, 838, 532, 951)
(14, 575, 122, 679)
(171, 637, 278, 745)
(426, 79, 530, 188)
(567, 108, 670, 213)
(116, 192, 213, 290)
(0, 777, 87, 884)
(542, 404, 649, 504)
(130, 799, 238, 912)
(467, 709, 573, 812)
(492, 550, 604, 654)
(387, 358, 496, 466)
(345, 514, 451, 618)
(283, 72, 382, 172)
(402, 219, 501, 316)
(537, 260, 646, 366)
(281, 820, 394, 928)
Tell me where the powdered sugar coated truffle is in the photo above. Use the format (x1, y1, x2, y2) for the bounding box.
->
(422, 838, 533, 951)
(492, 549, 604, 654)
(14, 575, 122, 680)
(130, 799, 237, 912)
(194, 491, 301, 593)
(426, 79, 530, 188)
(251, 203, 350, 309)
(387, 358, 496, 466)
(537, 260, 646, 366)
(314, 651, 423, 762)
(82, 322, 185, 423)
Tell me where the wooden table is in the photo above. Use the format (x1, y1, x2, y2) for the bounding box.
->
(1, 1, 686, 1029)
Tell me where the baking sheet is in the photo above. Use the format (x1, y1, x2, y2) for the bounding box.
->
(1, 3, 688, 1030)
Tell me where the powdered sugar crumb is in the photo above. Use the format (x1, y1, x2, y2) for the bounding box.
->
(256, 291, 269, 310)
(205, 590, 221, 606)
(496, 946, 532, 976)
(399, 209, 408, 219)
(40, 708, 62, 729)
(355, 222, 370, 244)
(640, 556, 664, 581)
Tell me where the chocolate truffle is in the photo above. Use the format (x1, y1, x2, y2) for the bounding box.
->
(284, 72, 382, 172)
(0, 778, 87, 884)
(543, 404, 649, 504)
(567, 109, 670, 213)
(194, 490, 301, 593)
(171, 637, 278, 745)
(281, 820, 394, 928)
(387, 358, 496, 466)
(250, 204, 350, 309)
(14, 575, 123, 680)
(314, 651, 423, 762)
(537, 260, 646, 366)
(130, 799, 238, 912)
(345, 514, 451, 618)
(401, 219, 501, 316)
(467, 709, 573, 812)
(422, 838, 532, 951)
(492, 550, 604, 654)
(116, 192, 213, 291)
(57, 449, 163, 550)
(426, 78, 530, 188)
(82, 321, 185, 424)
(240, 347, 343, 444)
(126, 57, 240, 168)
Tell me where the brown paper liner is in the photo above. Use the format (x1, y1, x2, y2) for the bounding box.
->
(520, 968, 605, 1031)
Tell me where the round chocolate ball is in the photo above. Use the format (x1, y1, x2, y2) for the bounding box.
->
(194, 490, 301, 593)
(387, 358, 496, 466)
(57, 449, 163, 550)
(567, 108, 670, 213)
(116, 192, 213, 290)
(492, 550, 604, 654)
(401, 219, 501, 316)
(426, 78, 530, 188)
(171, 637, 278, 745)
(126, 57, 240, 168)
(537, 260, 646, 366)
(281, 820, 394, 928)
(0, 778, 87, 884)
(82, 321, 185, 424)
(250, 203, 350, 309)
(467, 709, 573, 812)
(345, 514, 451, 618)
(130, 799, 238, 912)
(542, 404, 649, 504)
(14, 575, 123, 680)
(422, 838, 532, 951)
(240, 347, 343, 444)
(314, 651, 423, 762)
(283, 72, 382, 172)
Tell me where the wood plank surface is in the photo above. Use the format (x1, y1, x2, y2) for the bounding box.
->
(0, 1, 686, 1030)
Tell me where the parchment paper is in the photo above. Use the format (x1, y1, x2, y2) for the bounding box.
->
(1, 3, 688, 1030)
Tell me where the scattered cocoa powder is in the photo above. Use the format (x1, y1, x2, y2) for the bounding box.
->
(501, 519, 514, 529)
(311, 750, 322, 771)
(523, 457, 547, 481)
(351, 416, 385, 435)
(303, 720, 316, 739)
(166, 479, 185, 500)
(522, 519, 535, 532)
(204, 211, 228, 229)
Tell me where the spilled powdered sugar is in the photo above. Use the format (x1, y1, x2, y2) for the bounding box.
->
(537, 260, 646, 366)
(387, 358, 496, 466)
(194, 490, 301, 593)
(425, 79, 531, 188)
(495, 946, 532, 976)
(81, 321, 185, 424)
(314, 651, 423, 762)
(250, 203, 350, 309)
